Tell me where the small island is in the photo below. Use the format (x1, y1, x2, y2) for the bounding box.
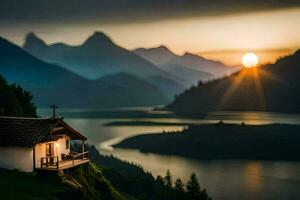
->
(115, 122, 300, 161)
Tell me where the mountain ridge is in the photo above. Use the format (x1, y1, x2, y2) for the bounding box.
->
(23, 32, 196, 98)
(23, 32, 171, 80)
(134, 46, 234, 79)
(168, 50, 300, 114)
(0, 36, 169, 108)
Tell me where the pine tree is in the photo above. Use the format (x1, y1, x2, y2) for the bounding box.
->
(199, 189, 211, 200)
(174, 178, 185, 192)
(0, 75, 36, 117)
(186, 173, 201, 199)
(10, 84, 36, 117)
(164, 170, 172, 187)
(156, 175, 164, 185)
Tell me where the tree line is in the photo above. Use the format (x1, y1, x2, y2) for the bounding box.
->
(0, 75, 36, 117)
(156, 170, 211, 200)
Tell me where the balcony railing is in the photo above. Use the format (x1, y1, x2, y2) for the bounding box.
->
(40, 151, 89, 170)
(41, 156, 59, 169)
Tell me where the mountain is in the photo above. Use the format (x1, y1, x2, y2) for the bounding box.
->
(157, 63, 213, 86)
(134, 46, 176, 66)
(0, 36, 87, 88)
(168, 50, 300, 114)
(23, 32, 187, 99)
(0, 37, 169, 108)
(97, 73, 170, 103)
(23, 32, 171, 80)
(145, 76, 186, 98)
(134, 46, 235, 81)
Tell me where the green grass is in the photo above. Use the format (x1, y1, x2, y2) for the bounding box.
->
(0, 169, 69, 200)
(66, 163, 126, 200)
(0, 163, 127, 200)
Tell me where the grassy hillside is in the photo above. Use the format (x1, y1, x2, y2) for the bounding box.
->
(0, 158, 210, 200)
(0, 163, 126, 200)
(0, 150, 211, 200)
(64, 163, 126, 200)
(74, 145, 210, 200)
(0, 168, 79, 200)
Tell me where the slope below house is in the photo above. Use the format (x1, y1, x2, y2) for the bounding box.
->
(81, 145, 211, 200)
(168, 50, 300, 114)
(0, 163, 126, 200)
(0, 37, 168, 108)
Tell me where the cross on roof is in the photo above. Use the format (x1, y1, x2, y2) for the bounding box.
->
(49, 104, 58, 118)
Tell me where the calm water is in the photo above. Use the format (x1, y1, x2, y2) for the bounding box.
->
(38, 108, 300, 200)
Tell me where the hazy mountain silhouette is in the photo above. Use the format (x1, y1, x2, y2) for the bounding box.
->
(134, 46, 235, 82)
(134, 46, 175, 66)
(0, 37, 169, 108)
(23, 32, 171, 80)
(96, 73, 170, 103)
(23, 32, 188, 98)
(145, 76, 186, 98)
(168, 50, 300, 114)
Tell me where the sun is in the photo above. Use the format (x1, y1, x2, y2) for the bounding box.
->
(242, 53, 259, 68)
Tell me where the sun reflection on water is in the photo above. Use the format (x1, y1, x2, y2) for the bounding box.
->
(244, 162, 263, 192)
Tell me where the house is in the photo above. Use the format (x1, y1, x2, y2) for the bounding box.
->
(0, 117, 89, 172)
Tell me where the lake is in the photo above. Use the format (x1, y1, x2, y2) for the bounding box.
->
(38, 108, 300, 200)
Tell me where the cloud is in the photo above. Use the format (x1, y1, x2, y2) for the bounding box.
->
(0, 0, 299, 26)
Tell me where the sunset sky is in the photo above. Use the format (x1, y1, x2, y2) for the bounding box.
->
(1, 1, 299, 66)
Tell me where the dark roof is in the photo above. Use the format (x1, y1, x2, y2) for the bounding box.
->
(0, 117, 87, 147)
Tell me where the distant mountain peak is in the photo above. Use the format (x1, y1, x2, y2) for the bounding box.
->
(83, 31, 113, 46)
(24, 32, 47, 48)
(149, 45, 173, 54)
(155, 45, 171, 51)
(134, 45, 177, 62)
(135, 45, 173, 53)
(182, 52, 200, 58)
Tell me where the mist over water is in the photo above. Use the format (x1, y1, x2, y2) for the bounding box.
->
(38, 108, 300, 200)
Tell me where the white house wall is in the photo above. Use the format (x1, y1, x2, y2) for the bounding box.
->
(0, 147, 33, 172)
(56, 135, 71, 159)
(34, 143, 45, 168)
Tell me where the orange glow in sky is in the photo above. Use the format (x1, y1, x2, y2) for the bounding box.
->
(2, 8, 300, 67)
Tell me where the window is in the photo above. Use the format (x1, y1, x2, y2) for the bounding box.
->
(66, 139, 70, 150)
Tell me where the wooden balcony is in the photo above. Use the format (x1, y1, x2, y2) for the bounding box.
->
(36, 151, 89, 171)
